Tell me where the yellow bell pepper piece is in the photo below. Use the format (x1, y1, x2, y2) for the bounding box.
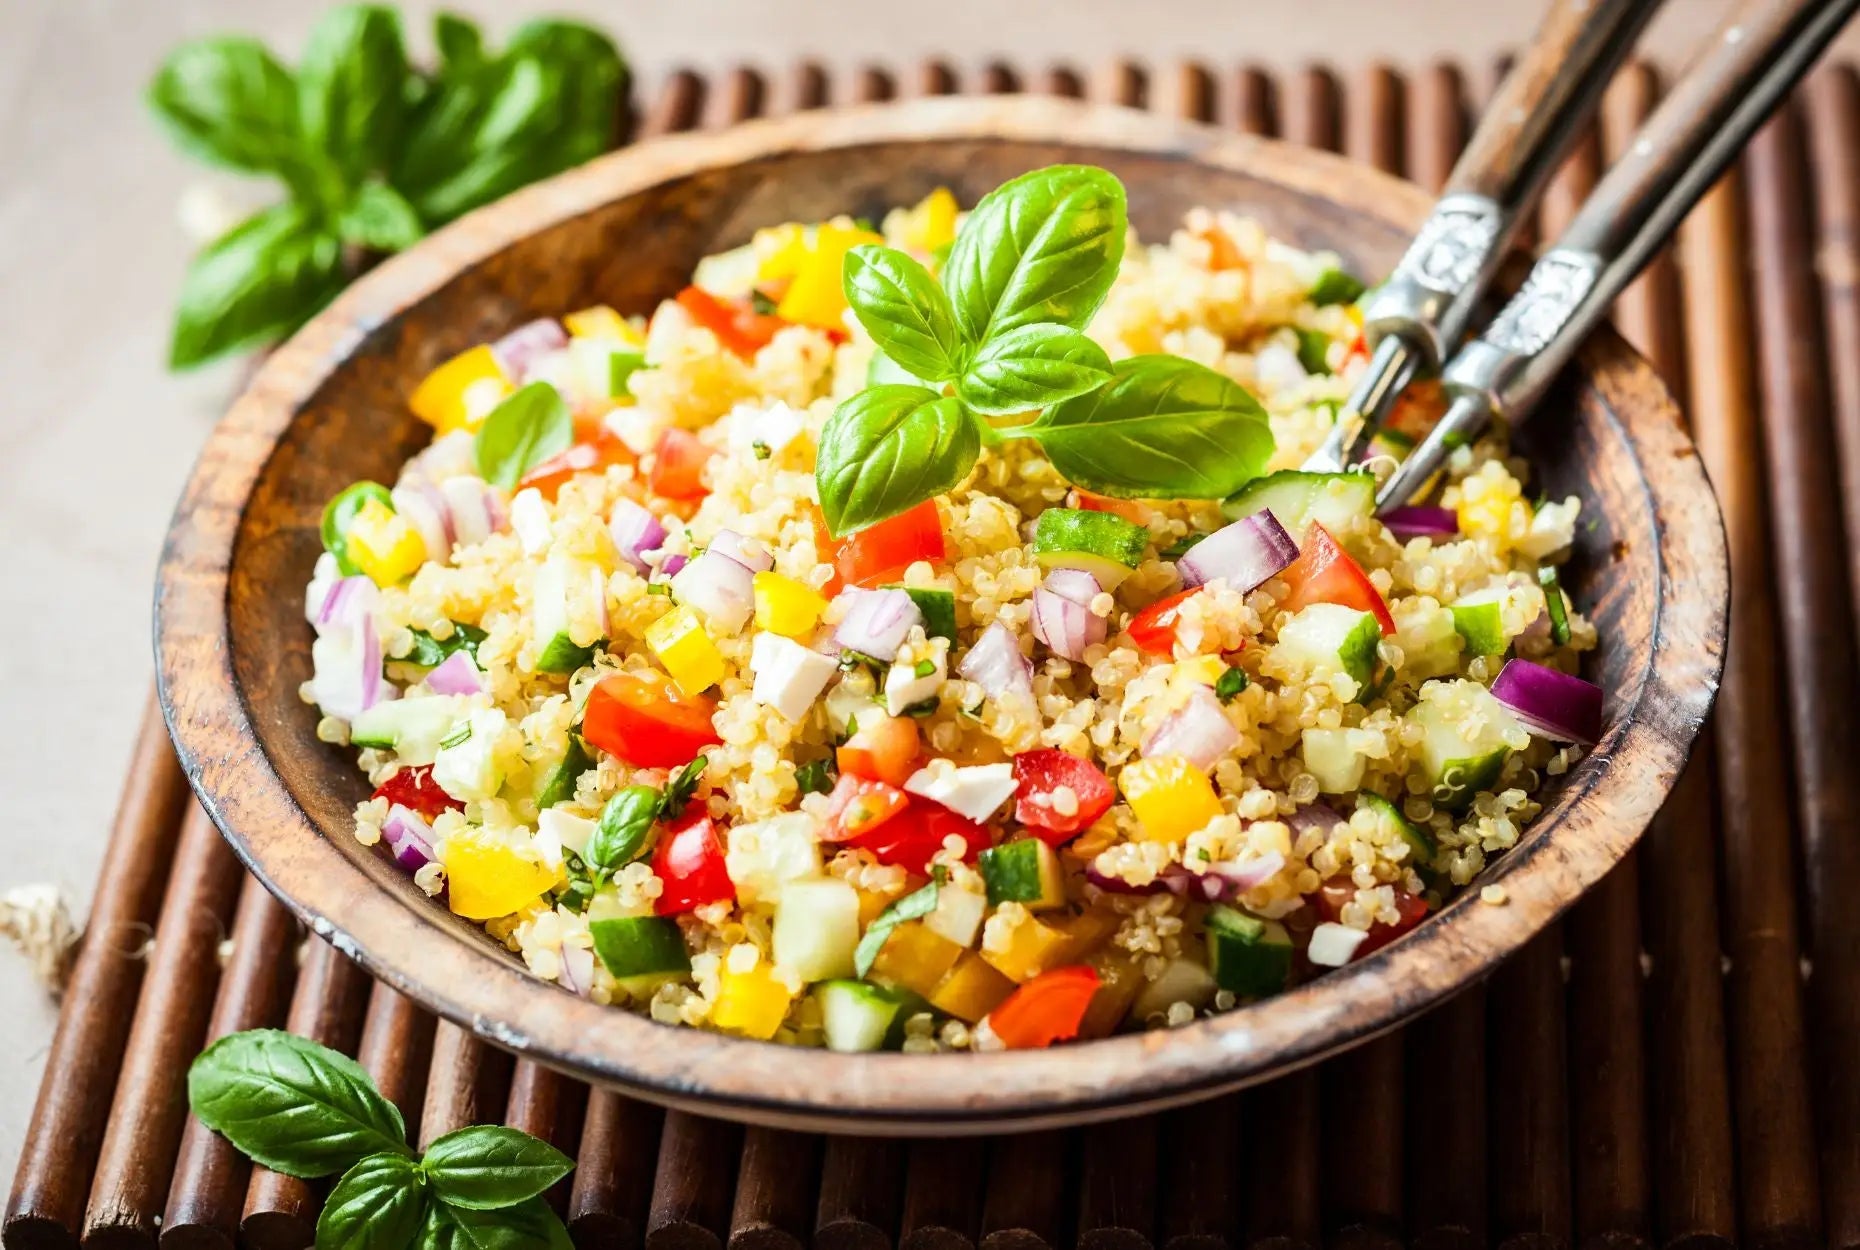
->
(982, 909, 1117, 983)
(564, 304, 645, 347)
(753, 223, 810, 283)
(777, 222, 885, 331)
(1077, 951, 1145, 1039)
(1119, 755, 1224, 843)
(345, 497, 427, 586)
(441, 835, 559, 921)
(711, 962, 792, 1039)
(870, 920, 964, 998)
(409, 344, 508, 434)
(1171, 655, 1227, 691)
(903, 188, 959, 254)
(645, 605, 726, 696)
(753, 572, 829, 638)
(928, 952, 1016, 1022)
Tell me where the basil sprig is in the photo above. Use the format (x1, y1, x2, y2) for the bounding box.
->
(474, 382, 573, 489)
(150, 7, 626, 369)
(190, 1029, 574, 1249)
(816, 164, 1276, 534)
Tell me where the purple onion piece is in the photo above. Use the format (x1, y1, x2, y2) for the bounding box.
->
(391, 481, 455, 561)
(671, 551, 755, 632)
(315, 575, 378, 636)
(1031, 587, 1106, 661)
(657, 551, 689, 579)
(559, 942, 596, 997)
(1042, 568, 1101, 609)
(1141, 686, 1241, 771)
(609, 499, 667, 574)
(1381, 505, 1459, 541)
(957, 621, 1033, 699)
(1285, 801, 1347, 838)
(1085, 861, 1194, 897)
(492, 318, 569, 382)
(381, 803, 436, 873)
(425, 652, 484, 696)
(1491, 658, 1603, 745)
(707, 529, 774, 573)
(833, 588, 921, 662)
(1198, 851, 1287, 899)
(1177, 509, 1299, 592)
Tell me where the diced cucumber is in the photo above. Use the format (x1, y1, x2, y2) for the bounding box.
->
(1308, 266, 1367, 307)
(537, 735, 593, 809)
(1032, 509, 1148, 590)
(924, 879, 988, 948)
(1365, 427, 1415, 461)
(1276, 603, 1381, 691)
(349, 696, 463, 766)
(1293, 327, 1332, 375)
(1449, 588, 1510, 657)
(885, 585, 957, 641)
(816, 979, 907, 1052)
(723, 812, 823, 906)
(978, 839, 1067, 910)
(1357, 791, 1436, 860)
(1413, 682, 1519, 811)
(590, 916, 691, 996)
(533, 556, 604, 674)
(1204, 905, 1293, 999)
(1302, 727, 1365, 794)
(570, 338, 646, 399)
(1539, 565, 1572, 644)
(1221, 469, 1376, 536)
(773, 878, 862, 983)
(1130, 956, 1217, 1023)
(1394, 602, 1463, 681)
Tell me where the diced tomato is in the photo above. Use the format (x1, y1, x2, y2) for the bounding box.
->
(1072, 490, 1151, 525)
(649, 427, 714, 501)
(1011, 749, 1115, 844)
(675, 286, 788, 358)
(371, 764, 462, 821)
(836, 714, 921, 788)
(520, 416, 636, 500)
(582, 672, 721, 769)
(820, 774, 910, 841)
(1341, 331, 1371, 368)
(985, 965, 1101, 1049)
(1278, 524, 1396, 635)
(1385, 378, 1448, 439)
(826, 499, 947, 587)
(1126, 588, 1201, 656)
(1313, 881, 1429, 957)
(851, 803, 990, 876)
(651, 802, 735, 914)
(802, 502, 845, 597)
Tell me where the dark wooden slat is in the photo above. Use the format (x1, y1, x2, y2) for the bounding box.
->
(506, 1061, 587, 1217)
(1089, 61, 1145, 109)
(1746, 92, 1860, 1250)
(1803, 66, 1860, 1250)
(1407, 64, 1467, 192)
(978, 63, 1020, 95)
(159, 882, 297, 1250)
(1038, 67, 1084, 100)
(417, 1020, 514, 1150)
(570, 1092, 665, 1250)
(816, 1136, 905, 1250)
(5, 699, 190, 1250)
(702, 67, 765, 130)
(1165, 62, 1215, 123)
(352, 984, 435, 1138)
(773, 62, 828, 115)
(1678, 163, 1823, 1250)
(1241, 1070, 1321, 1250)
(1076, 1115, 1156, 1250)
(1159, 1095, 1239, 1250)
(1345, 63, 1405, 177)
(1406, 988, 1488, 1250)
(648, 1114, 744, 1250)
(912, 62, 957, 98)
(844, 67, 896, 105)
(729, 1128, 822, 1250)
(640, 70, 705, 139)
(1487, 932, 1573, 1250)
(900, 1138, 985, 1250)
(1282, 67, 1340, 151)
(1232, 67, 1275, 137)
(80, 807, 244, 1250)
(980, 1132, 1069, 1250)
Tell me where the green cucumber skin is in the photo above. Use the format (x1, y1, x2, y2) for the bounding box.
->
(887, 585, 957, 641)
(1221, 469, 1375, 532)
(978, 840, 1059, 906)
(1204, 905, 1292, 998)
(1358, 791, 1435, 859)
(538, 736, 594, 809)
(590, 917, 691, 981)
(1449, 600, 1508, 658)
(1538, 566, 1572, 644)
(1430, 748, 1508, 812)
(817, 979, 906, 1052)
(1031, 508, 1149, 568)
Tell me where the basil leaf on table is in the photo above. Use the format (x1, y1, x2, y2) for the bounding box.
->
(187, 1029, 409, 1177)
(815, 386, 979, 536)
(956, 323, 1112, 415)
(169, 203, 346, 369)
(473, 383, 573, 489)
(504, 19, 628, 159)
(1020, 355, 1274, 499)
(422, 1197, 575, 1250)
(297, 4, 410, 183)
(587, 785, 662, 875)
(433, 13, 488, 76)
(842, 245, 966, 382)
(145, 37, 309, 179)
(941, 164, 1127, 344)
(314, 1152, 428, 1250)
(867, 350, 934, 388)
(422, 1125, 575, 1210)
(338, 182, 426, 251)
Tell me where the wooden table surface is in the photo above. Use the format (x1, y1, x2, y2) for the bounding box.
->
(2, 0, 1856, 1190)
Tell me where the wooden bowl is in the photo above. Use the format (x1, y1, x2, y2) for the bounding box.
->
(157, 96, 1727, 1133)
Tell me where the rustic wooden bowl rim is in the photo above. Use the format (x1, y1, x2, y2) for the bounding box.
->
(157, 95, 1727, 1133)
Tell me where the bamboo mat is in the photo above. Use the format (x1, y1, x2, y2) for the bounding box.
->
(8, 56, 1859, 1250)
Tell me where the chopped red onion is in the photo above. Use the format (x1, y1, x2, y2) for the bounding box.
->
(1382, 505, 1459, 541)
(1042, 568, 1101, 608)
(657, 552, 689, 579)
(381, 803, 436, 873)
(313, 615, 395, 719)
(314, 575, 378, 636)
(391, 481, 454, 562)
(1085, 861, 1195, 897)
(425, 652, 484, 696)
(671, 550, 756, 633)
(1177, 510, 1299, 591)
(1198, 851, 1286, 898)
(833, 588, 921, 662)
(707, 529, 773, 573)
(440, 476, 506, 546)
(1141, 686, 1240, 770)
(1286, 801, 1347, 838)
(492, 318, 569, 381)
(609, 499, 667, 574)
(1491, 658, 1602, 745)
(958, 621, 1034, 699)
(1032, 586, 1105, 660)
(558, 942, 596, 997)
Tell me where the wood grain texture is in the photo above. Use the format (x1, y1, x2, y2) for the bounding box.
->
(570, 1091, 665, 1250)
(816, 1135, 906, 1250)
(1075, 1115, 1154, 1250)
(979, 1132, 1068, 1250)
(729, 1128, 822, 1250)
(901, 1137, 984, 1250)
(648, 1114, 743, 1250)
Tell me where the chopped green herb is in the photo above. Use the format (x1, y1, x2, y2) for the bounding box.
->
(962, 699, 984, 720)
(749, 288, 780, 315)
(405, 622, 487, 667)
(1215, 665, 1250, 703)
(852, 216, 879, 234)
(913, 658, 936, 679)
(901, 698, 939, 719)
(657, 755, 708, 821)
(1538, 565, 1572, 645)
(794, 756, 837, 796)
(853, 867, 945, 976)
(437, 721, 471, 750)
(1308, 267, 1367, 307)
(1293, 327, 1332, 375)
(752, 440, 772, 460)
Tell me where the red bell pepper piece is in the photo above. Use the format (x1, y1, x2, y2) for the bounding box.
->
(648, 427, 714, 501)
(651, 802, 735, 914)
(835, 714, 921, 788)
(818, 498, 948, 586)
(1011, 749, 1115, 844)
(850, 804, 990, 876)
(520, 415, 636, 501)
(371, 764, 463, 821)
(675, 286, 788, 358)
(820, 774, 910, 841)
(582, 673, 721, 769)
(986, 965, 1102, 1048)
(1313, 881, 1430, 957)
(1126, 588, 1201, 657)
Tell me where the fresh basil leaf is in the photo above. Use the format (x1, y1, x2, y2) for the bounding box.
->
(816, 387, 978, 536)
(853, 870, 944, 977)
(504, 20, 627, 157)
(867, 351, 933, 388)
(473, 383, 572, 490)
(422, 1126, 574, 1210)
(433, 14, 487, 75)
(794, 756, 837, 796)
(339, 182, 426, 252)
(298, 5, 409, 182)
(1025, 355, 1274, 499)
(942, 164, 1127, 344)
(170, 203, 346, 370)
(1308, 266, 1366, 307)
(658, 755, 709, 821)
(407, 623, 487, 668)
(145, 37, 309, 179)
(587, 785, 660, 875)
(956, 323, 1112, 415)
(1292, 327, 1332, 376)
(321, 480, 394, 575)
(315, 1152, 427, 1250)
(187, 1029, 409, 1178)
(842, 245, 965, 382)
(422, 1197, 574, 1250)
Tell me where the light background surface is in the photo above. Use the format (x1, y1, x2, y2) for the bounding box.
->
(1, 0, 1851, 1180)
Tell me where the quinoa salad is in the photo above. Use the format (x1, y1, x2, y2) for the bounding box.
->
(302, 166, 1604, 1053)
